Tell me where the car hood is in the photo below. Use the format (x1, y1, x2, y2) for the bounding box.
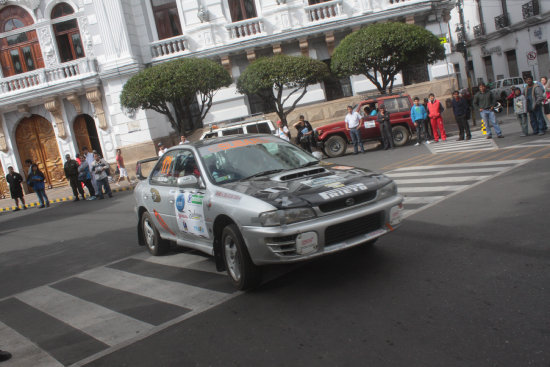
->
(218, 165, 392, 209)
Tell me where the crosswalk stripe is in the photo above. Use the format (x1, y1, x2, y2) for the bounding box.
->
(403, 196, 445, 204)
(0, 320, 63, 367)
(386, 167, 505, 177)
(16, 286, 153, 347)
(398, 185, 469, 193)
(386, 160, 525, 171)
(426, 131, 499, 154)
(393, 176, 489, 184)
(77, 266, 232, 310)
(133, 252, 219, 274)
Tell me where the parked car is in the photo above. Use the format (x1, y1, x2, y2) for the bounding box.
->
(492, 76, 525, 102)
(200, 119, 275, 140)
(134, 135, 403, 289)
(315, 94, 416, 158)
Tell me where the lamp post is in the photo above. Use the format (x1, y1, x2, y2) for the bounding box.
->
(456, 0, 477, 125)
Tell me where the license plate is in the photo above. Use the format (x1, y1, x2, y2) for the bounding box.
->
(364, 121, 376, 128)
(296, 232, 318, 255)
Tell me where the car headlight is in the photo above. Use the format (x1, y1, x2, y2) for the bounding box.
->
(378, 181, 397, 200)
(259, 208, 316, 227)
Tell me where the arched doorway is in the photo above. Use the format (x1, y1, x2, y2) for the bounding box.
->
(74, 114, 103, 156)
(16, 115, 66, 188)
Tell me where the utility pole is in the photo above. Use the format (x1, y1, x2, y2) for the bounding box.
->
(456, 0, 476, 125)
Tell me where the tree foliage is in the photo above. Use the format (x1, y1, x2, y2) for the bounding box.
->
(237, 55, 329, 125)
(331, 22, 445, 94)
(120, 58, 232, 134)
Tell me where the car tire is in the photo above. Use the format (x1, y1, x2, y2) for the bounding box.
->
(222, 224, 262, 290)
(392, 125, 410, 147)
(325, 135, 347, 158)
(141, 212, 170, 256)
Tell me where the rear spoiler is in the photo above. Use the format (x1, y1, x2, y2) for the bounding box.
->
(135, 157, 159, 180)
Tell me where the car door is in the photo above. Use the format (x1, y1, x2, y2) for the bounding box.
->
(357, 101, 380, 140)
(169, 149, 211, 243)
(147, 150, 180, 240)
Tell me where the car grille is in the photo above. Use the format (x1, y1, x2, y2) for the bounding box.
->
(325, 212, 383, 246)
(318, 190, 377, 213)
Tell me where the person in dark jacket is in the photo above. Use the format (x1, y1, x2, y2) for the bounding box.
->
(28, 164, 49, 208)
(64, 154, 85, 201)
(377, 105, 394, 150)
(6, 166, 27, 210)
(293, 115, 314, 153)
(422, 97, 434, 140)
(78, 154, 96, 200)
(473, 82, 503, 139)
(451, 90, 472, 140)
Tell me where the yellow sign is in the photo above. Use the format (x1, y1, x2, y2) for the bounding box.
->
(439, 37, 448, 44)
(481, 120, 487, 135)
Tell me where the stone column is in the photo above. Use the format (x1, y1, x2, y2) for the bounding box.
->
(273, 44, 283, 55)
(246, 50, 256, 63)
(0, 114, 7, 153)
(299, 38, 309, 57)
(85, 88, 107, 130)
(92, 0, 131, 60)
(44, 99, 67, 139)
(221, 55, 232, 77)
(325, 32, 335, 57)
(405, 15, 415, 24)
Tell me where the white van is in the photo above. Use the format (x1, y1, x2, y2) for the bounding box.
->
(200, 119, 276, 140)
(493, 76, 525, 100)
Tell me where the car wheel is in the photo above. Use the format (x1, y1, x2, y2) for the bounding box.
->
(222, 224, 262, 290)
(141, 212, 169, 256)
(392, 125, 410, 147)
(325, 135, 347, 157)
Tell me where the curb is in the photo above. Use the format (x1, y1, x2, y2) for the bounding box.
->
(0, 186, 135, 213)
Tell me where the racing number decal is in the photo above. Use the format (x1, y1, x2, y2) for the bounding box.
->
(160, 155, 173, 175)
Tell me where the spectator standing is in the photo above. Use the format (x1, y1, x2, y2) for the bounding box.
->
(451, 90, 472, 141)
(473, 83, 504, 139)
(28, 164, 49, 208)
(377, 105, 394, 150)
(64, 154, 85, 201)
(345, 105, 365, 154)
(6, 166, 27, 210)
(91, 153, 112, 199)
(275, 120, 290, 142)
(78, 154, 96, 199)
(410, 97, 430, 145)
(539, 76, 550, 127)
(423, 98, 434, 139)
(524, 76, 546, 135)
(513, 88, 529, 137)
(81, 146, 97, 193)
(427, 93, 447, 142)
(293, 115, 314, 153)
(158, 143, 167, 156)
(179, 135, 189, 145)
(115, 149, 131, 185)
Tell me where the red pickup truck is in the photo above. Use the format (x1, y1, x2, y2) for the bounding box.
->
(316, 94, 416, 157)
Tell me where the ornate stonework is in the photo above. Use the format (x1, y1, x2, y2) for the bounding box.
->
(0, 114, 7, 152)
(221, 56, 232, 77)
(0, 0, 40, 9)
(37, 27, 57, 68)
(67, 94, 82, 114)
(85, 88, 107, 130)
(78, 16, 95, 57)
(325, 32, 335, 56)
(299, 38, 309, 57)
(44, 99, 67, 139)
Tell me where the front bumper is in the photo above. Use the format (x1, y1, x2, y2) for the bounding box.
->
(241, 195, 403, 265)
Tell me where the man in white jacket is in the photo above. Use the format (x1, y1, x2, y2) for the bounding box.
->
(91, 153, 112, 199)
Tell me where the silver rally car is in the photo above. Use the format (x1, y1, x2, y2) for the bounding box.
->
(135, 134, 403, 289)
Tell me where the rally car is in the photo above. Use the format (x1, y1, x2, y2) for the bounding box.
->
(134, 134, 403, 289)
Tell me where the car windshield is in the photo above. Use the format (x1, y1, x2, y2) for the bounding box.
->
(198, 136, 318, 184)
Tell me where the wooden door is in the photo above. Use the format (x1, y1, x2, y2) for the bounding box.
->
(0, 163, 9, 198)
(16, 115, 66, 188)
(74, 115, 92, 154)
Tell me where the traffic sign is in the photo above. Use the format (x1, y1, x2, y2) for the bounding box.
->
(527, 51, 537, 61)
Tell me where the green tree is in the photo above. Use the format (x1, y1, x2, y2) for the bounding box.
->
(120, 58, 232, 134)
(331, 22, 445, 94)
(236, 55, 329, 125)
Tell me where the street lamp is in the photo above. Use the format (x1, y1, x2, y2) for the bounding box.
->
(456, 0, 476, 125)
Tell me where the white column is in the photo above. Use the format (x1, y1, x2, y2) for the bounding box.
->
(92, 0, 132, 60)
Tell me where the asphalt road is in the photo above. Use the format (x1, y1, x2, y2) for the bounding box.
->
(0, 124, 549, 366)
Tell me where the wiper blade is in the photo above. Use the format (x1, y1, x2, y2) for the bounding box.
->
(243, 169, 285, 180)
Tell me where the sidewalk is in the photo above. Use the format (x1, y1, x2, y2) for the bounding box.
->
(0, 180, 136, 213)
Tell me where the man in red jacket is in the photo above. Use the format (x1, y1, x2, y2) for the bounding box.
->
(427, 93, 447, 142)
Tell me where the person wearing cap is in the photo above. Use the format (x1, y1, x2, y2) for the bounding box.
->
(158, 142, 167, 157)
(64, 154, 85, 201)
(275, 120, 290, 142)
(376, 104, 394, 150)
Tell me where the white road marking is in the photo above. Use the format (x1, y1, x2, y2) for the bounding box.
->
(393, 176, 489, 184)
(386, 167, 505, 177)
(16, 286, 153, 347)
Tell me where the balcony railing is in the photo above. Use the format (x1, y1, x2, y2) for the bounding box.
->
(305, 0, 343, 22)
(0, 57, 97, 96)
(150, 35, 187, 59)
(494, 14, 509, 30)
(225, 18, 264, 40)
(522, 0, 540, 19)
(473, 23, 485, 38)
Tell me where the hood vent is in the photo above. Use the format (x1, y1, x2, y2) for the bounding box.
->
(258, 186, 289, 195)
(277, 168, 328, 181)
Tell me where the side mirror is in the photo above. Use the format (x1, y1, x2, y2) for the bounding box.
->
(177, 175, 199, 188)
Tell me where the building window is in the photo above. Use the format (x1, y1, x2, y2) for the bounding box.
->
(322, 60, 352, 101)
(51, 3, 85, 63)
(228, 0, 257, 22)
(483, 55, 494, 84)
(505, 50, 518, 77)
(402, 63, 429, 86)
(151, 0, 182, 40)
(0, 5, 44, 77)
